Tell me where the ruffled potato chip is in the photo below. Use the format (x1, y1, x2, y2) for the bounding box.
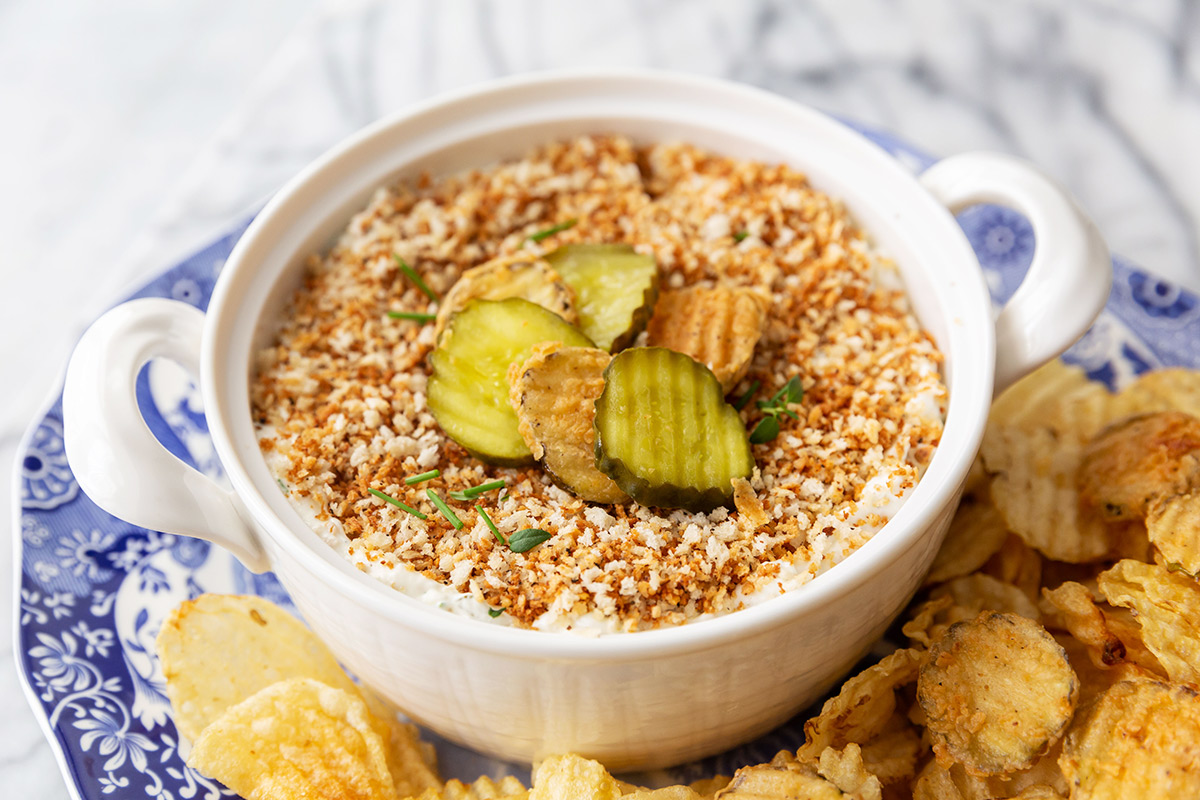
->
(1078, 411, 1200, 521)
(856, 711, 923, 789)
(156, 594, 361, 741)
(1098, 559, 1200, 684)
(798, 648, 924, 760)
(1147, 489, 1200, 574)
(816, 744, 884, 800)
(530, 754, 622, 800)
(718, 752, 880, 800)
(981, 533, 1044, 604)
(187, 677, 398, 800)
(1115, 367, 1200, 418)
(910, 760, 990, 800)
(1059, 678, 1200, 799)
(923, 492, 1011, 587)
(411, 775, 528, 800)
(904, 574, 1039, 648)
(644, 285, 769, 392)
(1040, 582, 1127, 668)
(917, 612, 1078, 776)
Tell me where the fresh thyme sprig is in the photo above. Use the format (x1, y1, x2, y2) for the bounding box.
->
(507, 528, 552, 553)
(748, 376, 803, 444)
(733, 231, 750, 242)
(528, 218, 577, 243)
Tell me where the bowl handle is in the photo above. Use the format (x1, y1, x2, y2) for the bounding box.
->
(62, 297, 268, 572)
(919, 152, 1112, 395)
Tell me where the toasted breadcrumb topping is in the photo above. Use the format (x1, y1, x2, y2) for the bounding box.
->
(252, 136, 946, 632)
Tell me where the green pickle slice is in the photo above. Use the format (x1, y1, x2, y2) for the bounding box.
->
(428, 298, 593, 465)
(545, 244, 659, 351)
(595, 347, 754, 511)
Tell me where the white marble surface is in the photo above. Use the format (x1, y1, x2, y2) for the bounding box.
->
(4, 0, 1199, 796)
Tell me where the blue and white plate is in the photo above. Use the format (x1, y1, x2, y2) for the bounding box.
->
(14, 121, 1199, 798)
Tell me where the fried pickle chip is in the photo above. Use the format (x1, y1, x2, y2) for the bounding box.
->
(981, 533, 1044, 604)
(917, 612, 1078, 776)
(530, 754, 622, 800)
(436, 255, 577, 339)
(924, 493, 1011, 586)
(412, 775, 528, 800)
(509, 343, 626, 503)
(718, 757, 877, 800)
(799, 648, 924, 760)
(817, 744, 884, 800)
(187, 678, 398, 800)
(156, 594, 360, 741)
(856, 711, 922, 788)
(1147, 489, 1200, 574)
(1098, 559, 1200, 683)
(644, 285, 769, 392)
(1059, 678, 1200, 799)
(1078, 411, 1200, 520)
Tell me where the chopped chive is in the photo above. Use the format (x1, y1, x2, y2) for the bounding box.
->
(476, 505, 506, 545)
(508, 528, 552, 553)
(733, 231, 750, 242)
(387, 310, 436, 322)
(498, 492, 510, 504)
(465, 479, 506, 497)
(426, 489, 463, 529)
(392, 254, 438, 301)
(733, 380, 760, 411)
(277, 478, 289, 495)
(404, 469, 440, 485)
(487, 607, 504, 618)
(528, 218, 577, 242)
(367, 487, 427, 519)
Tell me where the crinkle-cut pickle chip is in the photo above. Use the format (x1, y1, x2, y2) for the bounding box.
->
(1060, 678, 1200, 800)
(1078, 411, 1200, 521)
(155, 593, 360, 742)
(434, 254, 577, 340)
(509, 343, 627, 503)
(187, 678, 398, 800)
(544, 243, 659, 351)
(1097, 558, 1200, 684)
(645, 285, 769, 393)
(428, 298, 594, 465)
(594, 347, 753, 512)
(917, 611, 1078, 777)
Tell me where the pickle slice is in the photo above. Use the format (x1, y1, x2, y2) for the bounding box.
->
(435, 255, 577, 340)
(545, 244, 659, 351)
(646, 286, 770, 393)
(511, 344, 628, 503)
(595, 347, 754, 511)
(428, 298, 593, 465)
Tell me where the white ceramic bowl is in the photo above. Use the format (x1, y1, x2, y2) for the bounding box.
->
(62, 71, 1111, 770)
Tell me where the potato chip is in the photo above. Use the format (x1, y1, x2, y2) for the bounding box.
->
(621, 787, 700, 800)
(857, 712, 922, 788)
(187, 677, 398, 800)
(644, 285, 769, 392)
(509, 343, 626, 503)
(1115, 367, 1200, 418)
(412, 775, 528, 800)
(1059, 678, 1200, 799)
(717, 760, 864, 800)
(904, 574, 1039, 648)
(917, 612, 1078, 776)
(986, 359, 1120, 440)
(1051, 632, 1157, 710)
(156, 594, 360, 741)
(1006, 788, 1066, 800)
(981, 533, 1043, 604)
(817, 744, 884, 800)
(1040, 582, 1127, 668)
(923, 492, 1011, 586)
(1098, 559, 1200, 683)
(798, 648, 924, 760)
(1147, 489, 1200, 574)
(685, 776, 731, 798)
(435, 255, 577, 339)
(1078, 411, 1200, 521)
(530, 754, 622, 800)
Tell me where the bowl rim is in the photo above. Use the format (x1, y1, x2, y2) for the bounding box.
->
(203, 67, 993, 659)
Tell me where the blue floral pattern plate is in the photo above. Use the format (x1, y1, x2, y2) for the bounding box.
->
(15, 121, 1200, 798)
